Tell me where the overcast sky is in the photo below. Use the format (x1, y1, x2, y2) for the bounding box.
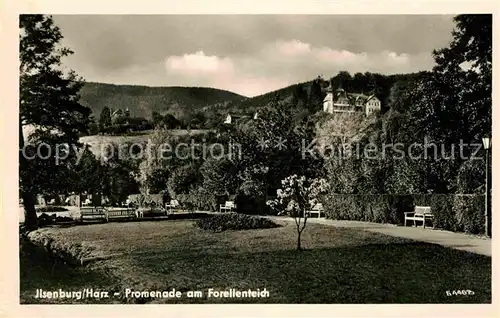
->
(53, 15, 455, 97)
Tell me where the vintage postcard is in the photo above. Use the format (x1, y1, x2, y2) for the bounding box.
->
(1, 0, 498, 317)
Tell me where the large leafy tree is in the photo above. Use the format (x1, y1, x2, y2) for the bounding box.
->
(137, 128, 176, 193)
(357, 14, 490, 195)
(20, 15, 91, 229)
(239, 99, 323, 196)
(321, 15, 491, 196)
(70, 146, 102, 195)
(101, 143, 141, 206)
(432, 14, 492, 141)
(402, 14, 491, 193)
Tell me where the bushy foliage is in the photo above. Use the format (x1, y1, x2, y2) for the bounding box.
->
(100, 143, 141, 206)
(37, 213, 74, 227)
(194, 213, 280, 233)
(234, 179, 270, 215)
(152, 112, 182, 129)
(174, 192, 217, 212)
(128, 193, 164, 208)
(167, 163, 202, 196)
(415, 194, 485, 234)
(100, 121, 153, 135)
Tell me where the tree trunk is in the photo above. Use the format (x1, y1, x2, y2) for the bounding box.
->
(297, 231, 302, 251)
(19, 123, 38, 230)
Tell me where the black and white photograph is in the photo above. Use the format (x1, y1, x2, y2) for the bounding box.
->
(2, 0, 496, 314)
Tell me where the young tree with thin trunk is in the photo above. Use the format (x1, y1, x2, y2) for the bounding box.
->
(267, 175, 329, 251)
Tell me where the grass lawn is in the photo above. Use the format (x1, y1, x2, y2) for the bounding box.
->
(20, 219, 491, 304)
(78, 129, 211, 157)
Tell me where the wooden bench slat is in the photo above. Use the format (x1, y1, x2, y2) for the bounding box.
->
(404, 206, 433, 228)
(220, 201, 236, 212)
(80, 207, 108, 223)
(306, 203, 324, 218)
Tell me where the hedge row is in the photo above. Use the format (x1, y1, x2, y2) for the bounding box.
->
(322, 194, 486, 234)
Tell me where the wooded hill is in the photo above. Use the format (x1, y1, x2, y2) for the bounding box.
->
(204, 71, 431, 117)
(80, 71, 430, 132)
(79, 82, 247, 120)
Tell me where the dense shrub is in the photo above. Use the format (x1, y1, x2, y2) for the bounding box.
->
(233, 180, 271, 215)
(36, 213, 74, 227)
(323, 193, 485, 234)
(36, 206, 69, 213)
(323, 195, 411, 224)
(26, 230, 95, 265)
(37, 213, 56, 227)
(194, 213, 280, 232)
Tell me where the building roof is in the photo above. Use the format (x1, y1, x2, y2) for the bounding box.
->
(366, 95, 379, 102)
(112, 109, 124, 116)
(324, 88, 380, 106)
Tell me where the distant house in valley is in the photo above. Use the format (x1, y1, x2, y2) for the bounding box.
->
(323, 84, 381, 116)
(111, 108, 131, 124)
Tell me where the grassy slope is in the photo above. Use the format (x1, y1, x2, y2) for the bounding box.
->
(20, 220, 491, 304)
(20, 237, 120, 304)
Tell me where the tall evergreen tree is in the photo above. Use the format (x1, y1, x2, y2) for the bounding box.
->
(20, 15, 91, 229)
(291, 84, 308, 108)
(307, 78, 324, 113)
(99, 107, 112, 130)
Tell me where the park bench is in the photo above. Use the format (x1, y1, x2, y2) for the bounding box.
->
(220, 201, 236, 212)
(404, 206, 434, 228)
(165, 199, 181, 214)
(307, 203, 324, 218)
(106, 208, 136, 220)
(80, 206, 108, 222)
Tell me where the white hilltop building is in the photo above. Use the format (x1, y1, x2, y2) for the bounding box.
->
(223, 113, 253, 125)
(323, 84, 381, 116)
